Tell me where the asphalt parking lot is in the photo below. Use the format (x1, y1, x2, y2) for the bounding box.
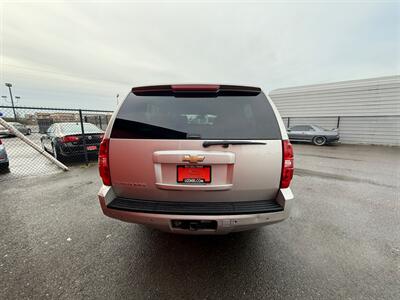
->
(1, 144, 399, 299)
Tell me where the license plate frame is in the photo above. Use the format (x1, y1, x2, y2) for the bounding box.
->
(177, 165, 211, 184)
(86, 145, 97, 151)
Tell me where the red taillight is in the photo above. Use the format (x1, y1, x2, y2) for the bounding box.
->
(281, 140, 294, 188)
(62, 135, 79, 143)
(98, 138, 111, 186)
(171, 84, 220, 92)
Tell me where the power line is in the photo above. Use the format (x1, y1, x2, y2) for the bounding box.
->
(3, 64, 129, 87)
(13, 86, 119, 98)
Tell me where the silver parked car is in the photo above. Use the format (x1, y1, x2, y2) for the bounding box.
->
(0, 122, 31, 137)
(0, 138, 9, 171)
(287, 124, 339, 146)
(98, 84, 294, 234)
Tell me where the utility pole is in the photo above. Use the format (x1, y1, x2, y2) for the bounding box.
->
(116, 94, 120, 106)
(5, 83, 17, 121)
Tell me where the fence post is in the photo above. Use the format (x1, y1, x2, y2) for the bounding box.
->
(98, 115, 102, 130)
(287, 117, 290, 128)
(79, 109, 89, 165)
(337, 116, 341, 129)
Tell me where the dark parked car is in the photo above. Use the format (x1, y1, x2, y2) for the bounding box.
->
(287, 124, 339, 146)
(41, 122, 104, 160)
(0, 122, 31, 136)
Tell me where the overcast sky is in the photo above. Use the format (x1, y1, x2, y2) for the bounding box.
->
(1, 0, 399, 110)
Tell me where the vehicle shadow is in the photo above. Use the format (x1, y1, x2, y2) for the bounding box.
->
(59, 154, 99, 166)
(111, 227, 284, 298)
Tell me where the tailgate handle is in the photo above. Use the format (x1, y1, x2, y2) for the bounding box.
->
(203, 140, 267, 148)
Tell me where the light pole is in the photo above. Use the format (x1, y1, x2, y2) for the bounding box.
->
(5, 83, 17, 121)
(116, 94, 120, 105)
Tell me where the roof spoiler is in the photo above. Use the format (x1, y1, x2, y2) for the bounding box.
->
(132, 84, 261, 96)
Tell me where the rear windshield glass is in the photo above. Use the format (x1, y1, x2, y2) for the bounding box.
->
(312, 125, 327, 131)
(59, 123, 103, 134)
(112, 93, 281, 140)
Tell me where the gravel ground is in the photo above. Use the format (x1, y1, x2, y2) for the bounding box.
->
(0, 144, 399, 299)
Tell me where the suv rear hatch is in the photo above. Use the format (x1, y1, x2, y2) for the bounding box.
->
(108, 85, 283, 203)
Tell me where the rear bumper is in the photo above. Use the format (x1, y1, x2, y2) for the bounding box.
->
(98, 186, 294, 234)
(327, 135, 340, 143)
(0, 149, 8, 163)
(58, 144, 99, 157)
(0, 156, 9, 169)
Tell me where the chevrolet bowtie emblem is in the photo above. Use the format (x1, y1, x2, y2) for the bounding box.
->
(182, 154, 205, 163)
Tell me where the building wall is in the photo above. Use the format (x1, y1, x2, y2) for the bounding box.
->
(270, 76, 400, 146)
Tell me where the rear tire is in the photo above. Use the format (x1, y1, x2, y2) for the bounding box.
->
(0, 162, 10, 173)
(313, 136, 327, 146)
(41, 138, 50, 152)
(52, 144, 61, 160)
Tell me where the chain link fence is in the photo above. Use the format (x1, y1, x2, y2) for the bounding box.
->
(0, 105, 113, 181)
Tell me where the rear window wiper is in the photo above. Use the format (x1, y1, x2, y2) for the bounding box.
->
(203, 140, 267, 148)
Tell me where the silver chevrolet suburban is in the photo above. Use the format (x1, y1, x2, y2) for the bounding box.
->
(98, 84, 294, 234)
